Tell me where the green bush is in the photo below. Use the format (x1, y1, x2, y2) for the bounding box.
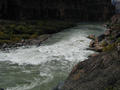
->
(10, 36, 21, 43)
(15, 25, 28, 34)
(0, 20, 74, 45)
(30, 33, 38, 39)
(0, 31, 10, 40)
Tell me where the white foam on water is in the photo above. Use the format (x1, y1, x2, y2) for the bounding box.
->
(0, 32, 93, 65)
(0, 23, 105, 90)
(0, 24, 106, 65)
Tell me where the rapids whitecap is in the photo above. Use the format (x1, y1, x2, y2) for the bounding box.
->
(0, 23, 105, 90)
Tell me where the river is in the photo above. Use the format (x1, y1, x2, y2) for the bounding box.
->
(0, 23, 105, 90)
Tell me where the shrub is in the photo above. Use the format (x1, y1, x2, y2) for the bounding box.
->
(30, 33, 38, 39)
(10, 37, 21, 42)
(15, 25, 28, 34)
(0, 31, 10, 40)
(9, 24, 16, 28)
(16, 34, 30, 39)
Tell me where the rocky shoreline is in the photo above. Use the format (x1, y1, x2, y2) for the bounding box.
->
(0, 20, 75, 50)
(57, 14, 120, 90)
(0, 34, 51, 50)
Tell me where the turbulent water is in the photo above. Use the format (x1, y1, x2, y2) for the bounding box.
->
(0, 23, 105, 90)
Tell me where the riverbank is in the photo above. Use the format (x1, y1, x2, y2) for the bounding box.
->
(61, 14, 120, 90)
(0, 20, 75, 50)
(0, 23, 104, 90)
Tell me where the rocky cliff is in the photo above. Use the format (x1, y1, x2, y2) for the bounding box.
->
(0, 0, 115, 21)
(61, 14, 120, 90)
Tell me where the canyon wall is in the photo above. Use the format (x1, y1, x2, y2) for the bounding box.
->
(0, 0, 115, 21)
(61, 14, 120, 90)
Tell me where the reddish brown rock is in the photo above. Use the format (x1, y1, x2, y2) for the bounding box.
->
(104, 29, 111, 36)
(111, 14, 120, 24)
(95, 46, 103, 52)
(88, 53, 98, 57)
(87, 35, 96, 40)
(89, 41, 95, 47)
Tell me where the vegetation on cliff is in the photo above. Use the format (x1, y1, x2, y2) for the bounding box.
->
(0, 20, 74, 48)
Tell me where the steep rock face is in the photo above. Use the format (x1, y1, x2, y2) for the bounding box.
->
(62, 51, 120, 90)
(0, 0, 115, 21)
(61, 14, 120, 90)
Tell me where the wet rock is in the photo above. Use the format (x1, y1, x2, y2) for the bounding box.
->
(28, 34, 51, 46)
(111, 14, 120, 24)
(0, 88, 4, 90)
(53, 82, 64, 90)
(88, 53, 99, 58)
(95, 46, 103, 52)
(86, 47, 96, 51)
(104, 29, 111, 36)
(0, 34, 51, 50)
(37, 34, 51, 42)
(89, 40, 103, 52)
(89, 41, 95, 47)
(2, 43, 7, 48)
(87, 35, 96, 40)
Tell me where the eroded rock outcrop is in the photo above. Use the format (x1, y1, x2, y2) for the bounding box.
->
(61, 14, 120, 90)
(62, 50, 120, 90)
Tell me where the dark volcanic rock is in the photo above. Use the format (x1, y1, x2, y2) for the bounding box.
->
(0, 0, 115, 21)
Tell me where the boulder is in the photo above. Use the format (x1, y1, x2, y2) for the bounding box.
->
(88, 53, 99, 58)
(104, 29, 111, 36)
(53, 82, 64, 90)
(95, 46, 103, 52)
(97, 34, 105, 42)
(111, 14, 120, 24)
(87, 35, 96, 40)
(89, 41, 95, 47)
(2, 43, 8, 49)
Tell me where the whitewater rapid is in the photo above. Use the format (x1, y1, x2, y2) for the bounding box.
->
(0, 23, 105, 90)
